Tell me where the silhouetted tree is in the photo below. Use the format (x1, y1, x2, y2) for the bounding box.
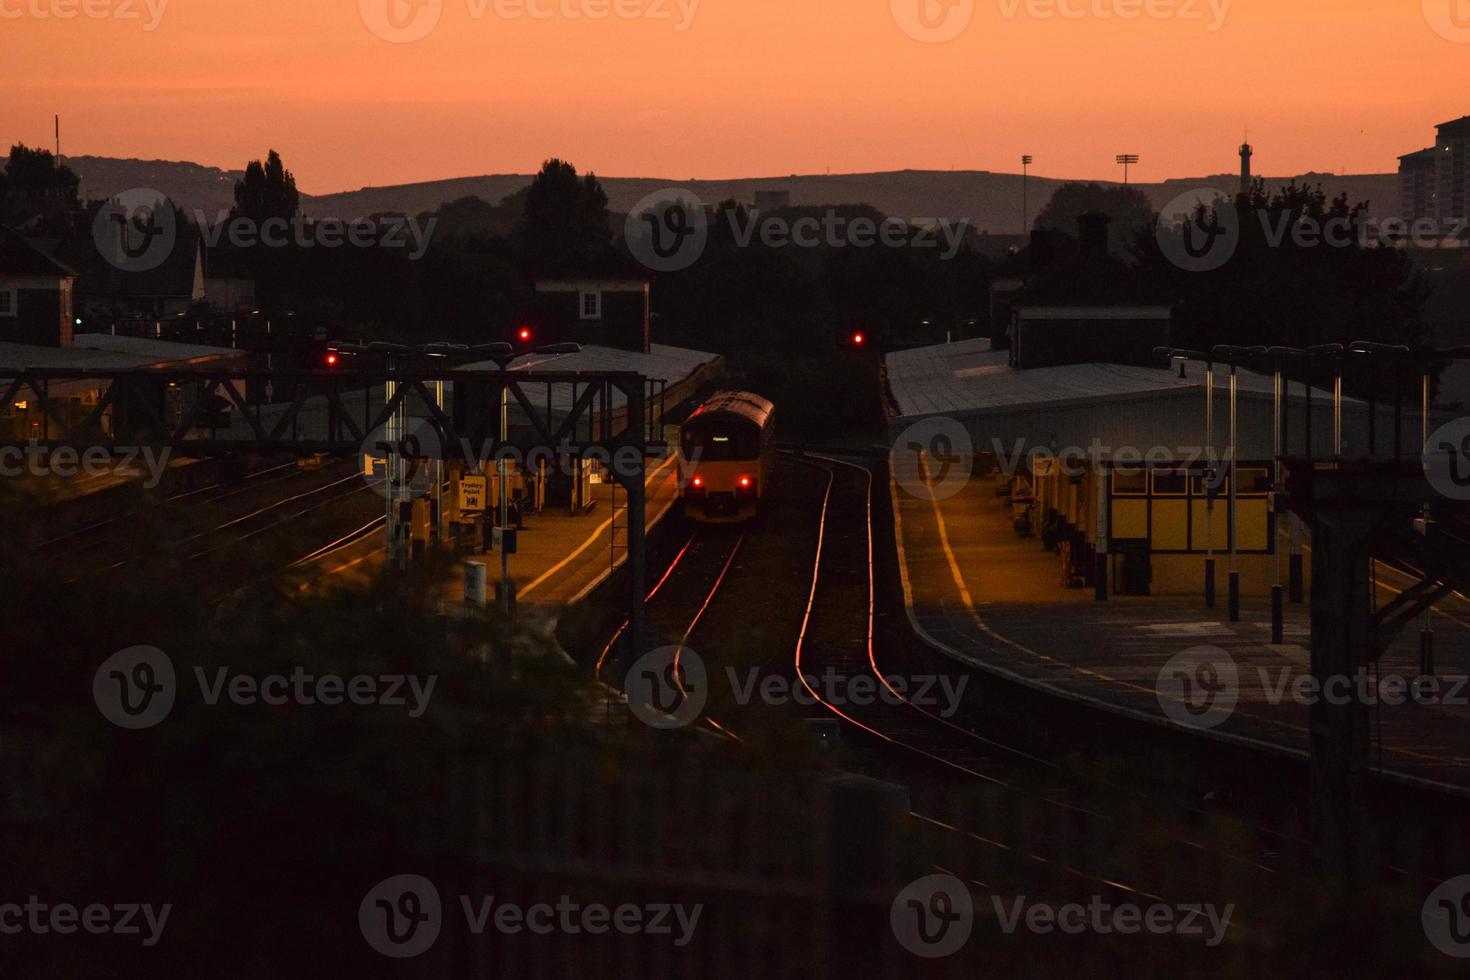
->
(1, 144, 79, 210)
(1033, 182, 1154, 255)
(515, 159, 611, 276)
(1135, 181, 1431, 398)
(231, 149, 300, 223)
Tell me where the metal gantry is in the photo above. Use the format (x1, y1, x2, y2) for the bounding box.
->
(0, 358, 670, 658)
(1163, 342, 1470, 873)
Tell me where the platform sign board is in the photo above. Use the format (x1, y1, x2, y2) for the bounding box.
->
(459, 475, 488, 514)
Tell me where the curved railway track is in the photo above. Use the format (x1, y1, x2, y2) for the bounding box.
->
(779, 450, 1352, 931)
(599, 529, 747, 738)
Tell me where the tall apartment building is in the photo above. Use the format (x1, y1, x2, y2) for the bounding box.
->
(1434, 115, 1470, 224)
(1398, 115, 1470, 229)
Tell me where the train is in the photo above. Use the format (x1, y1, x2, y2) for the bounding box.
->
(678, 391, 776, 523)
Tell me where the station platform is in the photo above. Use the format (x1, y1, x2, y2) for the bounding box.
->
(892, 469, 1470, 794)
(313, 453, 683, 607)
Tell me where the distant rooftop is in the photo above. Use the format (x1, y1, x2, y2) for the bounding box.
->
(0, 227, 77, 279)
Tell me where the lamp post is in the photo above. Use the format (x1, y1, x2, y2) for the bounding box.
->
(1267, 346, 1306, 640)
(1212, 346, 1268, 623)
(365, 342, 416, 569)
(468, 341, 582, 613)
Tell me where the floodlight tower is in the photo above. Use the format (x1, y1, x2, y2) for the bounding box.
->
(1115, 154, 1140, 185)
(1021, 155, 1033, 232)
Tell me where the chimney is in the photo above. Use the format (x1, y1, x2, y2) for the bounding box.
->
(1076, 210, 1111, 254)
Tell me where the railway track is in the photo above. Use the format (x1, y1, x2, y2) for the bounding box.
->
(599, 529, 747, 738)
(785, 450, 1315, 932)
(40, 459, 383, 592)
(31, 459, 303, 558)
(581, 449, 1454, 947)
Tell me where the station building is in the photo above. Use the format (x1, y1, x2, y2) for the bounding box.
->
(885, 334, 1418, 598)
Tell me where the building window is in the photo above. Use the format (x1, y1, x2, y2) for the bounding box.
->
(0, 287, 16, 317)
(579, 290, 602, 320)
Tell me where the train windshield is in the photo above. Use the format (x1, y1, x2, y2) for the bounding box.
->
(682, 419, 759, 461)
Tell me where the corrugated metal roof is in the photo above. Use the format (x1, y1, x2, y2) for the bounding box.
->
(687, 390, 774, 427)
(0, 334, 244, 372)
(1014, 306, 1173, 320)
(463, 343, 719, 384)
(460, 343, 722, 412)
(885, 337, 1322, 421)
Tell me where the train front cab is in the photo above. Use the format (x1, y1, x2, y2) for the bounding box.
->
(680, 396, 773, 524)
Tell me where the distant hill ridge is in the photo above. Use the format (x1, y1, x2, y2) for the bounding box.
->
(60, 155, 1399, 234)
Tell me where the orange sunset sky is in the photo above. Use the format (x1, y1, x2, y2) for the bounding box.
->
(4, 0, 1469, 193)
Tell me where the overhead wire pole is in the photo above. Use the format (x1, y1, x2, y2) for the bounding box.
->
(328, 339, 585, 599)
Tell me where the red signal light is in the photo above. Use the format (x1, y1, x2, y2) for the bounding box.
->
(518, 327, 532, 343)
(851, 332, 865, 347)
(691, 476, 704, 488)
(738, 475, 751, 488)
(325, 352, 339, 367)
